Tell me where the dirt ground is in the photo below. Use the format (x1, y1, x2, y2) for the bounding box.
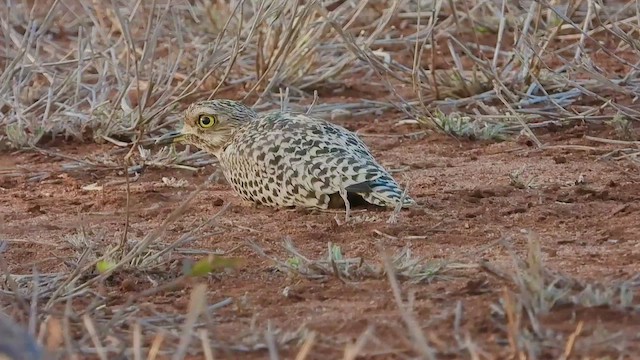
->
(1, 112, 639, 358)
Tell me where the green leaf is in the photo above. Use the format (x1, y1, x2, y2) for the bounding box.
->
(330, 244, 343, 260)
(474, 26, 492, 34)
(186, 255, 245, 277)
(96, 260, 116, 274)
(286, 257, 301, 269)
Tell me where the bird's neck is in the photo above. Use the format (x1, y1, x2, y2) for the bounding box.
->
(213, 147, 225, 158)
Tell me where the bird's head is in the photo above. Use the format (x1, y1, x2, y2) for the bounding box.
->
(156, 99, 258, 154)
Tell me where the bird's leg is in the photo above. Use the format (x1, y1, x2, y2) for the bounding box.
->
(339, 188, 351, 223)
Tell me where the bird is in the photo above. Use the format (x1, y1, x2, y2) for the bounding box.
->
(157, 99, 416, 221)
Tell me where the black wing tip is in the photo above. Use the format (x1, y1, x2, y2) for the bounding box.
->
(345, 182, 374, 193)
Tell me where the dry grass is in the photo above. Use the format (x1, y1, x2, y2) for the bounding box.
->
(1, 0, 639, 358)
(483, 231, 640, 358)
(247, 237, 470, 283)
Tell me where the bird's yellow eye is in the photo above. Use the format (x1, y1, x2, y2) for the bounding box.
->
(198, 114, 217, 128)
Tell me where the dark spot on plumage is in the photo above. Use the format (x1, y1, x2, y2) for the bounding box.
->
(318, 168, 328, 176)
(295, 149, 306, 157)
(264, 114, 279, 123)
(365, 172, 378, 181)
(276, 172, 284, 182)
(318, 194, 329, 205)
(269, 155, 283, 167)
(310, 162, 322, 172)
(346, 182, 373, 193)
(311, 139, 324, 147)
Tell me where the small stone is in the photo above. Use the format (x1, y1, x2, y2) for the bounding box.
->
(212, 198, 224, 206)
(121, 278, 136, 291)
(553, 155, 567, 164)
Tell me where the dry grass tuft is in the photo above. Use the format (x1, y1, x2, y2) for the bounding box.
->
(248, 237, 470, 283)
(484, 231, 640, 358)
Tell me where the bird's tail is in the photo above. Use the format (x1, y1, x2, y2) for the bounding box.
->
(355, 175, 416, 208)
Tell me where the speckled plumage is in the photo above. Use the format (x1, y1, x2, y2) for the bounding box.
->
(168, 99, 416, 214)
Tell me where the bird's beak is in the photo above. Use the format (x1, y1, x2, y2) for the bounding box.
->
(155, 130, 185, 145)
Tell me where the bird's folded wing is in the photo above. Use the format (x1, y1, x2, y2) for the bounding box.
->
(288, 152, 386, 194)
